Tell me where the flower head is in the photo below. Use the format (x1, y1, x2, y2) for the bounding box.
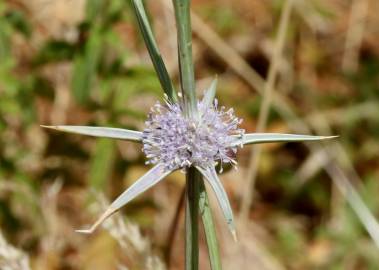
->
(142, 99, 244, 171)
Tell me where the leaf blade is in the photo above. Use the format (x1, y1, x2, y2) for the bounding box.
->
(131, 0, 177, 102)
(41, 125, 142, 142)
(76, 164, 171, 234)
(199, 181, 222, 270)
(233, 133, 338, 146)
(196, 166, 237, 241)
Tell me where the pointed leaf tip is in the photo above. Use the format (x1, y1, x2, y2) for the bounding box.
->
(233, 133, 338, 146)
(75, 207, 116, 234)
(40, 125, 57, 129)
(202, 76, 218, 108)
(75, 229, 94, 234)
(232, 230, 238, 242)
(196, 165, 237, 239)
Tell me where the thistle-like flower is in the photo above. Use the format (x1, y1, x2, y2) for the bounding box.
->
(42, 78, 335, 238)
(142, 98, 244, 171)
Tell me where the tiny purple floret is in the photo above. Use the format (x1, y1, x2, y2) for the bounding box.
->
(142, 99, 244, 171)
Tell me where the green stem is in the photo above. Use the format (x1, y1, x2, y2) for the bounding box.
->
(172, 1, 221, 269)
(172, 1, 199, 269)
(185, 167, 200, 270)
(172, 0, 197, 117)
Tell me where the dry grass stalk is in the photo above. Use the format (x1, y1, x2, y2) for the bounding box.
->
(342, 0, 369, 72)
(0, 231, 31, 270)
(95, 193, 166, 270)
(240, 0, 295, 220)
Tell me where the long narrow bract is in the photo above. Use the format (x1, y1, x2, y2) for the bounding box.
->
(232, 133, 337, 146)
(201, 77, 218, 109)
(76, 163, 172, 234)
(196, 165, 237, 241)
(41, 125, 143, 142)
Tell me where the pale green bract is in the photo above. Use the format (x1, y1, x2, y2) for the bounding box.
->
(196, 165, 237, 241)
(41, 125, 142, 141)
(201, 76, 217, 109)
(75, 164, 170, 234)
(232, 133, 338, 146)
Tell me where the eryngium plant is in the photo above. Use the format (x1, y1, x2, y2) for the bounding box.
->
(42, 78, 334, 237)
(42, 0, 335, 268)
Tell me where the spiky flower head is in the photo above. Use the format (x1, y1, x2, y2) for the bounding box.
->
(142, 98, 244, 171)
(41, 81, 335, 236)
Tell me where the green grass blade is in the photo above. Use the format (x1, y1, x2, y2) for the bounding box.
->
(233, 133, 338, 146)
(131, 0, 177, 102)
(196, 166, 237, 241)
(71, 29, 102, 104)
(199, 181, 222, 270)
(41, 125, 142, 142)
(89, 138, 116, 190)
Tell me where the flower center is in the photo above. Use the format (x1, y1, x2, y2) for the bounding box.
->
(142, 100, 244, 171)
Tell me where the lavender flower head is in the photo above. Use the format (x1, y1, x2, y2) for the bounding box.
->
(142, 98, 245, 171)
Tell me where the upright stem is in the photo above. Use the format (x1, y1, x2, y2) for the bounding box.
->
(172, 1, 221, 269)
(172, 1, 199, 269)
(185, 167, 200, 270)
(172, 0, 197, 118)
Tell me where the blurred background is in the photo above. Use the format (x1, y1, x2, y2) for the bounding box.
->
(1, 0, 379, 269)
